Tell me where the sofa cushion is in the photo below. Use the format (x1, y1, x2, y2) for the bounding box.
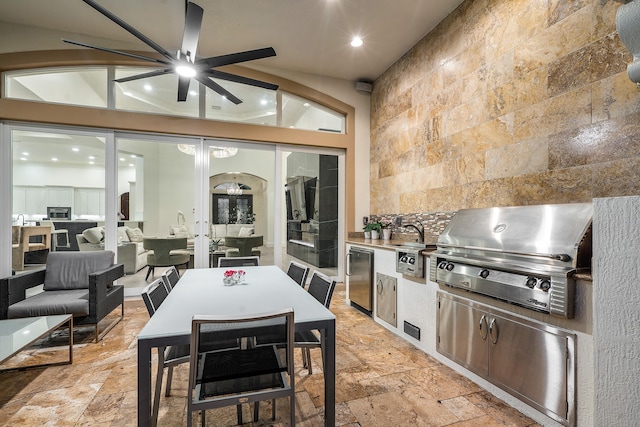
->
(117, 227, 130, 243)
(7, 289, 90, 318)
(171, 225, 190, 239)
(238, 226, 253, 237)
(227, 224, 254, 237)
(82, 226, 104, 244)
(211, 224, 227, 239)
(43, 251, 115, 291)
(126, 227, 144, 243)
(135, 242, 146, 255)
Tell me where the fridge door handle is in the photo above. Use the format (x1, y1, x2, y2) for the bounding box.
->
(346, 253, 352, 276)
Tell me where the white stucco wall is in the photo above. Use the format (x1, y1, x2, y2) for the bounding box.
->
(593, 196, 640, 426)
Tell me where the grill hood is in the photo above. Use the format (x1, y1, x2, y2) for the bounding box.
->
(431, 203, 592, 318)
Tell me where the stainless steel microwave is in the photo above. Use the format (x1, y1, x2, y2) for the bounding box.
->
(47, 206, 72, 220)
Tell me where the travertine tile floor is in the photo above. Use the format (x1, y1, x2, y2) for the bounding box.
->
(0, 284, 539, 426)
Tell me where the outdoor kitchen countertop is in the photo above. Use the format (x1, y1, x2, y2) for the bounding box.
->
(346, 237, 437, 255)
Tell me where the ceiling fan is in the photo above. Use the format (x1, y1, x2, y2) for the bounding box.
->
(62, 0, 278, 103)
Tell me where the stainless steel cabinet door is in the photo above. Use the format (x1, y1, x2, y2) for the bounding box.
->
(437, 295, 489, 377)
(376, 273, 396, 327)
(489, 314, 570, 421)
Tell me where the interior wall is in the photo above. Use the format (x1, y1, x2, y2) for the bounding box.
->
(370, 0, 640, 214)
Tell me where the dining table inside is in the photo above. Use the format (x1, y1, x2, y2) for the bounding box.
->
(137, 265, 336, 426)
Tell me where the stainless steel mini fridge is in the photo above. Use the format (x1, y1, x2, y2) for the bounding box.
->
(346, 247, 374, 314)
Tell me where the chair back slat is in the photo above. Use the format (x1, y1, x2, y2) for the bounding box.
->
(141, 278, 169, 316)
(218, 256, 259, 267)
(162, 266, 180, 292)
(307, 271, 336, 308)
(286, 261, 309, 287)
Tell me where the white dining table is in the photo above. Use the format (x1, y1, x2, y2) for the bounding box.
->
(137, 265, 336, 426)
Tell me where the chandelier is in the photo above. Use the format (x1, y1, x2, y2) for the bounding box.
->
(227, 177, 243, 195)
(177, 144, 238, 158)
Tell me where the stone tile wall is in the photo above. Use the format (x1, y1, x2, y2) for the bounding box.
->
(370, 0, 640, 217)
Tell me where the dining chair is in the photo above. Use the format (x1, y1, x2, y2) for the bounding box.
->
(286, 260, 310, 287)
(143, 237, 190, 281)
(187, 309, 295, 427)
(296, 271, 336, 374)
(141, 279, 188, 426)
(161, 266, 180, 293)
(218, 256, 260, 267)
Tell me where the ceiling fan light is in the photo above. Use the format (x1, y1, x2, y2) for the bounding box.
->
(176, 64, 197, 78)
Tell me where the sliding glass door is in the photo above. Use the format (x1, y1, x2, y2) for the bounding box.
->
(1, 123, 344, 286)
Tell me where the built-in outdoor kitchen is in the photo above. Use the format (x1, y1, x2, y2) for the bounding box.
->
(346, 202, 600, 427)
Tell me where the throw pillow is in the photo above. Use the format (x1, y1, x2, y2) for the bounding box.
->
(117, 227, 130, 243)
(171, 226, 189, 239)
(238, 226, 253, 237)
(82, 226, 104, 244)
(126, 227, 144, 242)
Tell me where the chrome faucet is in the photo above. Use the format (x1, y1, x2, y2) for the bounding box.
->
(17, 214, 25, 226)
(403, 221, 424, 243)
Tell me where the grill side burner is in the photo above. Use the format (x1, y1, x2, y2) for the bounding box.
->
(430, 203, 592, 318)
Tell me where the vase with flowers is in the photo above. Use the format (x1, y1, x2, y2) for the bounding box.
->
(223, 269, 246, 285)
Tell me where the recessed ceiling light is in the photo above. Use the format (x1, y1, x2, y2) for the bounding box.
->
(22, 152, 29, 156)
(260, 99, 268, 105)
(51, 157, 58, 161)
(144, 84, 152, 91)
(189, 90, 197, 96)
(130, 154, 136, 158)
(120, 157, 125, 161)
(129, 163, 134, 167)
(89, 161, 94, 165)
(88, 155, 95, 160)
(20, 157, 27, 161)
(351, 37, 363, 47)
(72, 147, 80, 152)
(303, 102, 310, 107)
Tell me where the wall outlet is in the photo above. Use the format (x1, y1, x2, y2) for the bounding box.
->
(363, 216, 369, 225)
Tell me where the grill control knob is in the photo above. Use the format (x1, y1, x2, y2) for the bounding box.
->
(479, 269, 490, 279)
(525, 277, 537, 288)
(438, 261, 447, 269)
(445, 262, 454, 271)
(539, 280, 551, 292)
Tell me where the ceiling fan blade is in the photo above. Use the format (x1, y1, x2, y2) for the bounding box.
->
(114, 68, 173, 83)
(195, 76, 242, 105)
(177, 75, 191, 102)
(205, 70, 279, 91)
(62, 39, 170, 65)
(198, 47, 276, 68)
(82, 0, 175, 61)
(181, 2, 203, 62)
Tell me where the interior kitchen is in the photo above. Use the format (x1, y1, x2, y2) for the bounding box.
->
(1, 0, 640, 426)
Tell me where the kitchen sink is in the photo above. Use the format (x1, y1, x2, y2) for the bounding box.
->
(388, 242, 429, 249)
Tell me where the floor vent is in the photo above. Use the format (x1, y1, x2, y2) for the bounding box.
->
(404, 321, 420, 340)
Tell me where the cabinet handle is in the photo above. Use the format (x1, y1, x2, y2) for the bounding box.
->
(478, 315, 488, 341)
(489, 318, 499, 346)
(345, 253, 352, 276)
(377, 280, 383, 295)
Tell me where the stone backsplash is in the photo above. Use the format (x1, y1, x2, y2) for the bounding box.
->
(367, 211, 456, 244)
(370, 0, 640, 215)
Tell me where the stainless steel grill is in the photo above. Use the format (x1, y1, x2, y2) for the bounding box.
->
(430, 203, 592, 318)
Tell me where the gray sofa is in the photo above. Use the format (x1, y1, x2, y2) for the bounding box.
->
(0, 251, 125, 342)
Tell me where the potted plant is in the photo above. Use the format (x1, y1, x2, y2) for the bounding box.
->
(363, 222, 378, 239)
(210, 238, 222, 251)
(380, 218, 393, 240)
(364, 221, 382, 239)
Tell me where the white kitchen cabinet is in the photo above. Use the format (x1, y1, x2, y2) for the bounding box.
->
(46, 186, 73, 208)
(12, 187, 26, 215)
(24, 186, 48, 216)
(74, 188, 105, 216)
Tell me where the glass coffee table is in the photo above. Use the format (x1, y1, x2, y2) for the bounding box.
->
(0, 314, 73, 372)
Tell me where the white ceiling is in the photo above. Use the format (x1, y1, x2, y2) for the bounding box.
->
(0, 0, 465, 82)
